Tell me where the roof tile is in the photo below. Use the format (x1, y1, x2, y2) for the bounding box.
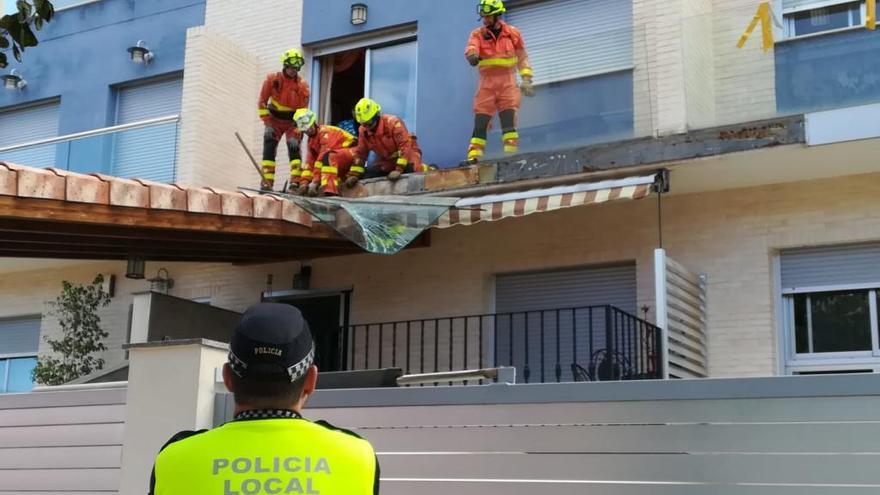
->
(186, 187, 222, 214)
(15, 165, 65, 200)
(95, 174, 150, 208)
(50, 168, 109, 205)
(134, 179, 186, 211)
(206, 187, 254, 217)
(0, 162, 18, 196)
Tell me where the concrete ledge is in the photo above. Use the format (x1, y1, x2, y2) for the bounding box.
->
(123, 338, 229, 351)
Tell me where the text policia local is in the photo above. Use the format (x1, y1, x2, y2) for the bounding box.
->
(214, 456, 331, 494)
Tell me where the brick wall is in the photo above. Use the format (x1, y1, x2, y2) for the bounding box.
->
(176, 0, 306, 191)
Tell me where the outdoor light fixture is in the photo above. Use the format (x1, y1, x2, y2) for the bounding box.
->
(127, 40, 154, 64)
(351, 3, 367, 25)
(125, 257, 146, 279)
(2, 69, 27, 90)
(147, 267, 174, 294)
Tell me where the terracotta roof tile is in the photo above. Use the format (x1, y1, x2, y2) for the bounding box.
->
(0, 162, 313, 228)
(134, 179, 187, 211)
(186, 187, 222, 214)
(0, 162, 18, 196)
(50, 168, 109, 205)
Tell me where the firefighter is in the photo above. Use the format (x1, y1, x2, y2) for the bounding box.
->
(465, 0, 534, 163)
(258, 48, 311, 193)
(149, 303, 379, 495)
(293, 108, 358, 197)
(351, 97, 430, 184)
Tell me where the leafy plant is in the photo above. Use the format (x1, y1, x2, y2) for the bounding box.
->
(0, 0, 55, 69)
(33, 275, 111, 385)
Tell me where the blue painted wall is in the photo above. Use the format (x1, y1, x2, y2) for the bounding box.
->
(776, 29, 880, 115)
(303, 0, 635, 167)
(0, 0, 205, 172)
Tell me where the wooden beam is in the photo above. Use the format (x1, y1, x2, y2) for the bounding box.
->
(0, 195, 337, 239)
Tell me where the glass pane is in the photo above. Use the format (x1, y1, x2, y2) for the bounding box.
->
(369, 41, 418, 132)
(0, 359, 7, 393)
(794, 294, 809, 354)
(7, 357, 37, 393)
(810, 291, 871, 353)
(792, 3, 859, 36)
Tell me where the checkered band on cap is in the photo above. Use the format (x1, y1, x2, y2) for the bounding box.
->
(228, 350, 248, 377)
(287, 345, 315, 382)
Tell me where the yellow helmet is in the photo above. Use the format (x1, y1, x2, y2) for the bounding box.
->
(478, 0, 505, 16)
(281, 48, 304, 69)
(353, 97, 382, 124)
(293, 108, 316, 131)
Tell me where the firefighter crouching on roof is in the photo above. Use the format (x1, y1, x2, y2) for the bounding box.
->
(148, 303, 380, 495)
(258, 49, 311, 193)
(351, 97, 431, 184)
(293, 108, 359, 197)
(465, 0, 534, 163)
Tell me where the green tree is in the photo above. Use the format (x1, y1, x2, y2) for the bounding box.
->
(33, 275, 111, 385)
(0, 0, 55, 69)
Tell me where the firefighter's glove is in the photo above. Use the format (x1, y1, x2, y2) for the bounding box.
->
(307, 182, 319, 197)
(520, 77, 535, 97)
(345, 175, 360, 188)
(388, 170, 403, 181)
(467, 53, 481, 67)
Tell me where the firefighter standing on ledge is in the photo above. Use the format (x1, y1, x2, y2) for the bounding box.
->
(258, 49, 311, 193)
(465, 0, 535, 163)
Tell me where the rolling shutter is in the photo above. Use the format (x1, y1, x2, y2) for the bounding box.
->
(782, 0, 857, 13)
(112, 77, 182, 182)
(0, 316, 41, 355)
(0, 101, 60, 168)
(506, 0, 633, 86)
(781, 243, 880, 291)
(495, 264, 637, 381)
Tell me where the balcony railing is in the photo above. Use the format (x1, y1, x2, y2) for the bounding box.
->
(0, 115, 179, 183)
(346, 305, 663, 384)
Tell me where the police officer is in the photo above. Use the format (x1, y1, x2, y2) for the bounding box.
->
(149, 303, 379, 494)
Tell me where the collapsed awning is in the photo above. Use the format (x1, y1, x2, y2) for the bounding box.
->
(434, 174, 657, 229)
(273, 172, 663, 255)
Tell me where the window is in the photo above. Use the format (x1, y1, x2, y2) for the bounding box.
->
(312, 34, 418, 132)
(780, 243, 880, 374)
(0, 100, 61, 168)
(783, 1, 866, 38)
(0, 316, 41, 394)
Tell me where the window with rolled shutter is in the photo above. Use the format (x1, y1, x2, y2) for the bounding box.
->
(0, 100, 60, 168)
(494, 264, 637, 381)
(111, 76, 183, 182)
(506, 0, 633, 86)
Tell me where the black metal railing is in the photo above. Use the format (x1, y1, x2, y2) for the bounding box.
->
(345, 305, 662, 383)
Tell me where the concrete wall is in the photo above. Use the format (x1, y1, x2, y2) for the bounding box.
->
(176, 0, 304, 190)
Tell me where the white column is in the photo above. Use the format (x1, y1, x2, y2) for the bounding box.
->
(118, 339, 228, 495)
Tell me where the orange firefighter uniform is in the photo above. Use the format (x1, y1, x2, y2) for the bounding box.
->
(354, 114, 429, 178)
(464, 20, 533, 162)
(258, 72, 310, 188)
(304, 125, 358, 196)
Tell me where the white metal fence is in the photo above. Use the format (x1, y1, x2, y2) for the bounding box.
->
(655, 248, 709, 378)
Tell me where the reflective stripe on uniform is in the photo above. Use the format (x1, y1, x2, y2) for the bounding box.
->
(504, 145, 518, 153)
(350, 166, 366, 174)
(470, 137, 487, 146)
(268, 97, 294, 112)
(502, 131, 519, 141)
(322, 167, 338, 175)
(302, 170, 314, 178)
(396, 157, 408, 166)
(290, 170, 302, 177)
(519, 68, 534, 77)
(290, 159, 302, 166)
(478, 57, 518, 68)
(258, 108, 270, 117)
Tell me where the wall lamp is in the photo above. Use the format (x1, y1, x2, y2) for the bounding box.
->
(351, 3, 367, 25)
(147, 267, 174, 294)
(125, 256, 146, 279)
(127, 40, 154, 65)
(3, 69, 27, 90)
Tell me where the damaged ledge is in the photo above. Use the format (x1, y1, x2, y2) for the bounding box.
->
(354, 114, 805, 197)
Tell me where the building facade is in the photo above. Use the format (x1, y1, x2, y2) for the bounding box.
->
(1, 0, 880, 391)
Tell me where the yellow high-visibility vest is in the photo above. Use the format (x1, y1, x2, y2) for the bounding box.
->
(152, 418, 378, 495)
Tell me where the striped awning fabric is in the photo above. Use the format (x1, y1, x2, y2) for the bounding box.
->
(433, 174, 657, 229)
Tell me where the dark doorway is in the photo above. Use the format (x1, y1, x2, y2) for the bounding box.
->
(319, 49, 365, 126)
(267, 292, 351, 372)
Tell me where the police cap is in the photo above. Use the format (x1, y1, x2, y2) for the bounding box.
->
(228, 303, 315, 382)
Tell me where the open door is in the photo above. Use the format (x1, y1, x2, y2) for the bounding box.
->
(263, 289, 352, 372)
